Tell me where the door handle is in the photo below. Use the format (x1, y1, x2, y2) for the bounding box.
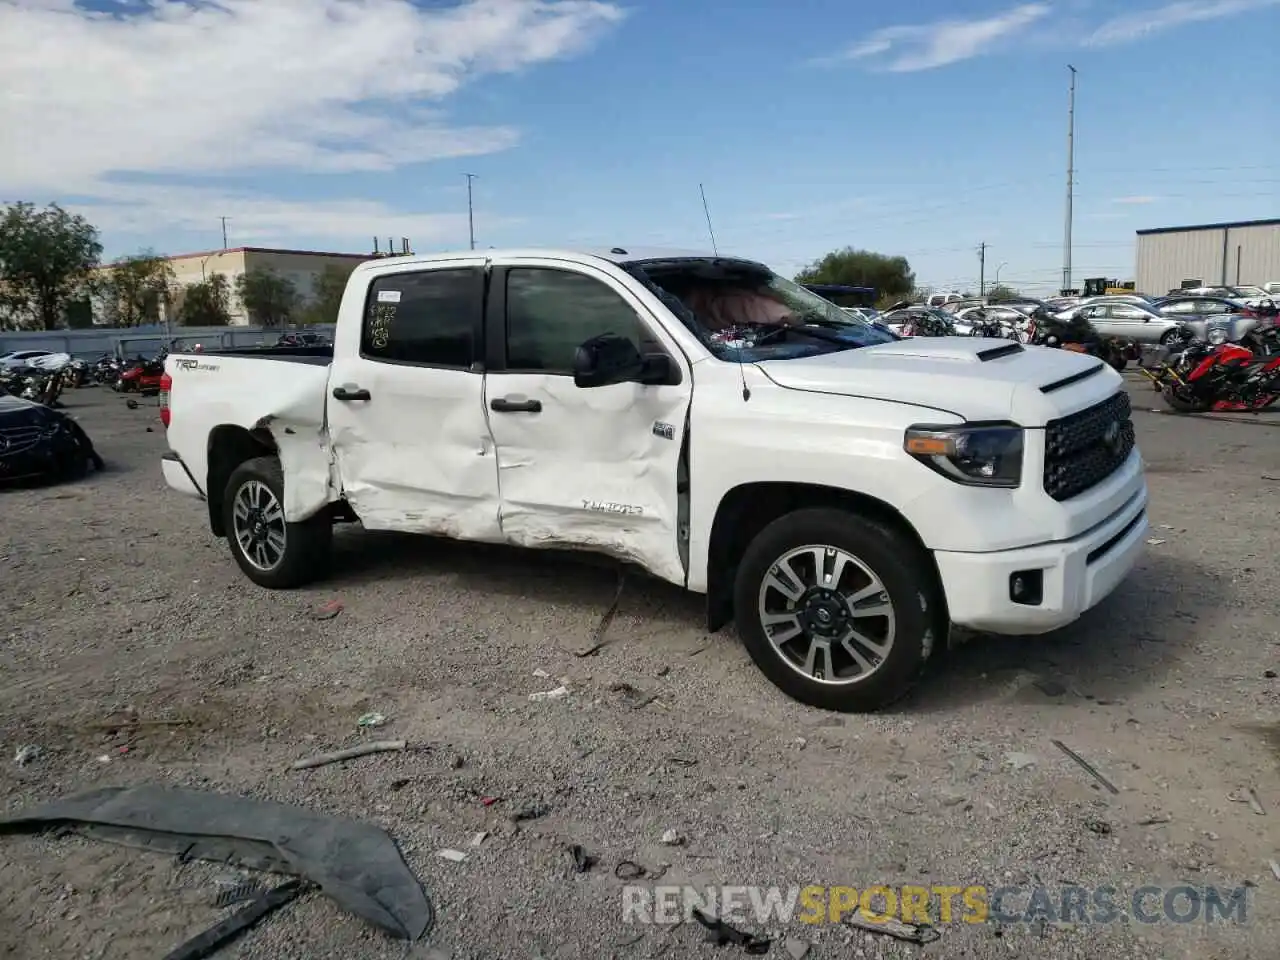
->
(490, 397, 542, 413)
(332, 385, 371, 402)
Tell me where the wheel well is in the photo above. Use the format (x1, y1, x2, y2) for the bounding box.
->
(206, 425, 277, 537)
(704, 482, 946, 632)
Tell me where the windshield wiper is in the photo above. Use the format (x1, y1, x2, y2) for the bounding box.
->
(753, 321, 863, 347)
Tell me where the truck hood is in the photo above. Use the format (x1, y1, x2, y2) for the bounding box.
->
(756, 337, 1118, 425)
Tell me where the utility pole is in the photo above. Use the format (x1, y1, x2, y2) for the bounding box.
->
(465, 174, 477, 250)
(978, 242, 987, 296)
(220, 216, 230, 250)
(1062, 65, 1077, 295)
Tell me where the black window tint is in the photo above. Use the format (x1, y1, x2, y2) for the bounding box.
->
(506, 268, 643, 372)
(362, 269, 477, 367)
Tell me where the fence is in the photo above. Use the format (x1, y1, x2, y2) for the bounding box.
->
(0, 323, 336, 359)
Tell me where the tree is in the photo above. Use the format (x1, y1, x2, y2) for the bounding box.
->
(0, 201, 102, 330)
(235, 268, 299, 326)
(298, 264, 354, 325)
(795, 247, 915, 301)
(985, 284, 1021, 301)
(179, 272, 232, 326)
(97, 249, 177, 327)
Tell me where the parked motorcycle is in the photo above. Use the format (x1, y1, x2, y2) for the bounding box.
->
(1024, 307, 1136, 371)
(113, 353, 166, 395)
(1142, 322, 1280, 412)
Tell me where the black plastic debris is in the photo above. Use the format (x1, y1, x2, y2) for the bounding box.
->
(0, 785, 433, 940)
(692, 908, 771, 954)
(567, 844, 596, 873)
(165, 879, 307, 960)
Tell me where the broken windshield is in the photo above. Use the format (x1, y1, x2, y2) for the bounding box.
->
(623, 258, 896, 362)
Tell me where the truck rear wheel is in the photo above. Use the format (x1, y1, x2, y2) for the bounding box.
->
(733, 508, 937, 713)
(223, 456, 332, 589)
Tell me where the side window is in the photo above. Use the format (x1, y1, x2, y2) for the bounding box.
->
(1160, 300, 1192, 314)
(1111, 305, 1146, 320)
(505, 268, 645, 373)
(362, 269, 477, 368)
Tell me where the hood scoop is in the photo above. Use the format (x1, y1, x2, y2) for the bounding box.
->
(865, 338, 1025, 364)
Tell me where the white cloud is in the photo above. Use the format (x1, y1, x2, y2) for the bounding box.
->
(0, 0, 623, 240)
(1112, 195, 1161, 204)
(831, 4, 1051, 72)
(68, 182, 513, 253)
(1085, 0, 1280, 46)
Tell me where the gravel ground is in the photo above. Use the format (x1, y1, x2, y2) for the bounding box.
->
(1, 378, 1278, 960)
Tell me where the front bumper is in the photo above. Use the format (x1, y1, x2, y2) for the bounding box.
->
(934, 483, 1148, 635)
(162, 451, 205, 499)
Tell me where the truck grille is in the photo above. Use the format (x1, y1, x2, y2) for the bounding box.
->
(1043, 391, 1135, 502)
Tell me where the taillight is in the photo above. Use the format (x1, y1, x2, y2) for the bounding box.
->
(159, 373, 172, 428)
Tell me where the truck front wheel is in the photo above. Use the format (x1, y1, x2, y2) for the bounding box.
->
(223, 456, 332, 589)
(733, 508, 937, 712)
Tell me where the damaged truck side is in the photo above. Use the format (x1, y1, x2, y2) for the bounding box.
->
(160, 248, 1148, 712)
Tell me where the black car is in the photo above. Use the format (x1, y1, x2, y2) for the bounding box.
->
(0, 395, 104, 485)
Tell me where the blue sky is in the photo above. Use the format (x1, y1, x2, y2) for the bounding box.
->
(1, 0, 1277, 295)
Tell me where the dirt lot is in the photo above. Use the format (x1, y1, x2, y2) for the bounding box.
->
(2, 380, 1278, 960)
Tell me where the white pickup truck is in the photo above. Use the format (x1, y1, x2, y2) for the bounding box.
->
(160, 247, 1148, 711)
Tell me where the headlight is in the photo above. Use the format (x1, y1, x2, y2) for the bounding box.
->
(1207, 327, 1228, 345)
(904, 424, 1023, 487)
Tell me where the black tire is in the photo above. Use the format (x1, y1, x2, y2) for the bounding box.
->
(733, 508, 941, 713)
(1159, 329, 1180, 346)
(222, 455, 332, 589)
(1161, 384, 1211, 413)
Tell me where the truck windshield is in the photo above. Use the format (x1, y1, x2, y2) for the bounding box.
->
(625, 258, 895, 361)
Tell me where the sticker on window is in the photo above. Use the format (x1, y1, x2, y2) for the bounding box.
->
(377, 289, 402, 304)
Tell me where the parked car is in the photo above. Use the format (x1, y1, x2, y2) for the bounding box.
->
(0, 393, 105, 483)
(0, 350, 55, 370)
(1179, 285, 1275, 309)
(1153, 295, 1262, 344)
(1056, 300, 1185, 344)
(159, 246, 1147, 713)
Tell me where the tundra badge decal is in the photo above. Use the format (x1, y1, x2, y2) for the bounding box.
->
(652, 421, 674, 440)
(582, 500, 644, 516)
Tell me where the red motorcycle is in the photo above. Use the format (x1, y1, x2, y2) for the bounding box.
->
(1148, 322, 1280, 413)
(113, 355, 166, 395)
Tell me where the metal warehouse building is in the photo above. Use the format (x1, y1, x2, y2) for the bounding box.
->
(1135, 218, 1280, 296)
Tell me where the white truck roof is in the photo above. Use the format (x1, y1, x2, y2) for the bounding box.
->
(351, 246, 732, 272)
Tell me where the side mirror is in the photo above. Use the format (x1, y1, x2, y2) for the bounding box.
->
(573, 333, 672, 388)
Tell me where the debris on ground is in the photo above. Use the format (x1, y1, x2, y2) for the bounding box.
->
(291, 740, 407, 770)
(532, 668, 551, 679)
(469, 832, 488, 847)
(614, 861, 646, 881)
(575, 570, 626, 657)
(566, 844, 596, 873)
(125, 399, 139, 410)
(213, 880, 265, 908)
(1230, 788, 1267, 816)
(529, 685, 570, 702)
(659, 829, 685, 846)
(1033, 679, 1067, 697)
(1084, 817, 1113, 836)
(1052, 739, 1120, 794)
(437, 849, 468, 863)
(357, 712, 387, 728)
(448, 754, 464, 769)
(783, 936, 811, 959)
(164, 879, 309, 960)
(0, 785, 433, 940)
(843, 913, 941, 944)
(1003, 752, 1038, 771)
(1268, 860, 1280, 881)
(309, 600, 344, 621)
(13, 744, 42, 766)
(479, 796, 500, 807)
(691, 908, 771, 954)
(511, 805, 549, 823)
(1139, 814, 1172, 826)
(1146, 538, 1166, 546)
